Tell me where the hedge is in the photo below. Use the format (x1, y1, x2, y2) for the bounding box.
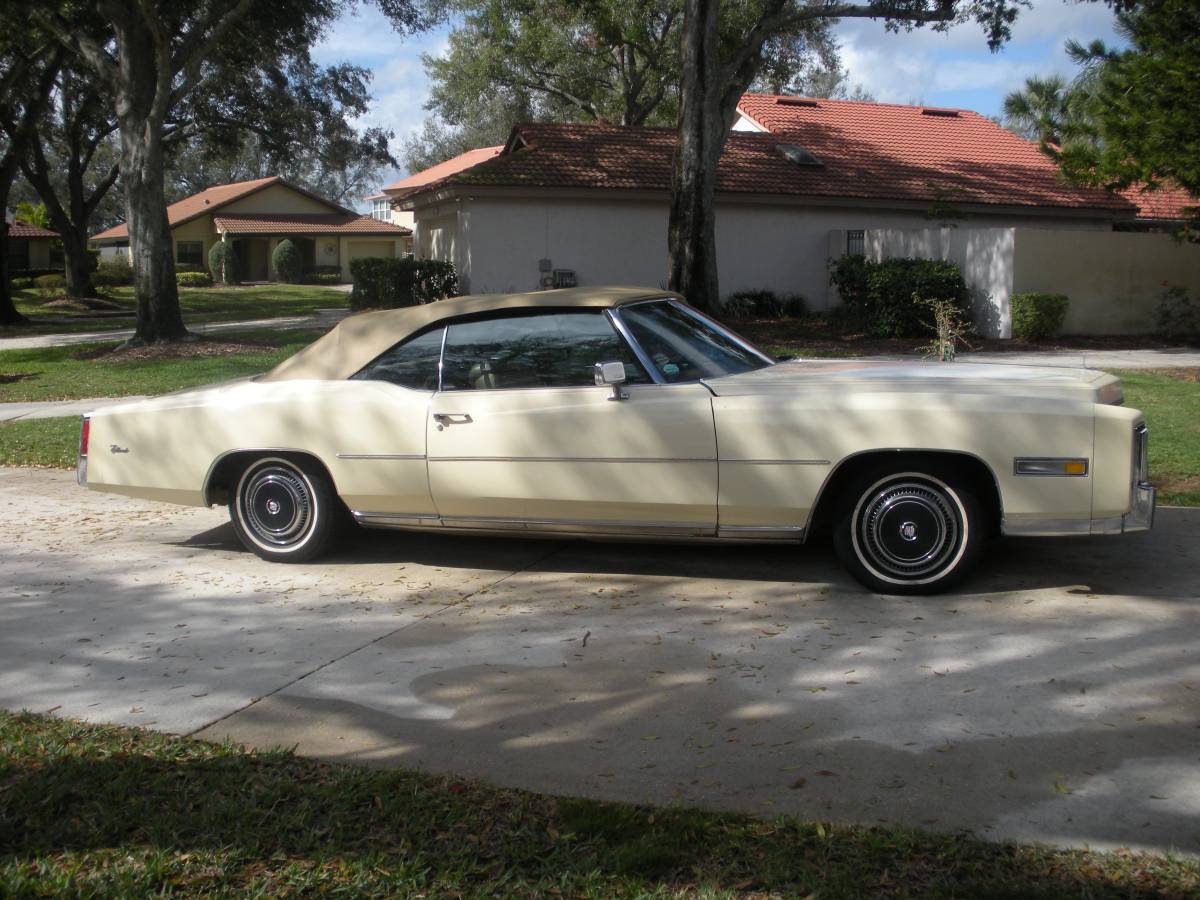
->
(177, 271, 213, 287)
(272, 239, 302, 284)
(829, 256, 970, 337)
(1011, 293, 1070, 341)
(208, 241, 237, 285)
(349, 257, 459, 310)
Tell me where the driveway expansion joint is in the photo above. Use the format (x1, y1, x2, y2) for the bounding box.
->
(181, 538, 572, 738)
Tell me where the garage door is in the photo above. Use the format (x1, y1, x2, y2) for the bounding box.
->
(347, 241, 395, 261)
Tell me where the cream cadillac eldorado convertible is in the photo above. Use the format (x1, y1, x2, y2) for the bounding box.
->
(77, 286, 1154, 594)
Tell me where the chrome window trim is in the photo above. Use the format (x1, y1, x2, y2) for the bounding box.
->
(666, 299, 777, 367)
(604, 307, 664, 385)
(608, 298, 776, 386)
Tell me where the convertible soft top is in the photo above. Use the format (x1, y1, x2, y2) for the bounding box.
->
(262, 285, 679, 382)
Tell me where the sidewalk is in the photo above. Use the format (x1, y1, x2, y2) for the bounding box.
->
(0, 397, 146, 423)
(0, 308, 348, 352)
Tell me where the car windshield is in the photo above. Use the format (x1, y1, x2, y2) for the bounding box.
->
(616, 300, 773, 383)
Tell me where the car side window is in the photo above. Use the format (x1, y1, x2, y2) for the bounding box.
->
(441, 311, 649, 391)
(350, 327, 444, 391)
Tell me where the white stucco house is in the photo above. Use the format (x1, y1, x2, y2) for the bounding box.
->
(394, 94, 1198, 337)
(93, 176, 411, 282)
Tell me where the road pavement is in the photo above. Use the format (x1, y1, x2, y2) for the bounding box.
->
(2, 467, 1197, 856)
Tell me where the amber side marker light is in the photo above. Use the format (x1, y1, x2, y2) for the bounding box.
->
(1014, 457, 1089, 477)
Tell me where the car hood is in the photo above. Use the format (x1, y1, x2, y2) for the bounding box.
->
(702, 359, 1124, 404)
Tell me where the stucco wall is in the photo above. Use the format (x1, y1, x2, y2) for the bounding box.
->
(863, 226, 1200, 337)
(223, 184, 336, 215)
(418, 194, 1108, 309)
(171, 215, 215, 269)
(865, 226, 1018, 337)
(1012, 230, 1200, 335)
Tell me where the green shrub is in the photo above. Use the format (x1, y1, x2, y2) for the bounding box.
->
(350, 257, 459, 310)
(10, 277, 33, 291)
(303, 272, 342, 285)
(1154, 285, 1199, 342)
(413, 259, 458, 304)
(829, 255, 969, 337)
(1011, 293, 1070, 342)
(303, 265, 343, 285)
(92, 257, 134, 288)
(33, 273, 65, 290)
(271, 239, 303, 284)
(208, 241, 237, 285)
(177, 271, 213, 287)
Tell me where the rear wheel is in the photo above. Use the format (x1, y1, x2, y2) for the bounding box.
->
(229, 456, 339, 562)
(833, 468, 984, 594)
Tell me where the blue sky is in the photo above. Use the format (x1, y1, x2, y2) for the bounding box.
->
(313, 1, 1123, 189)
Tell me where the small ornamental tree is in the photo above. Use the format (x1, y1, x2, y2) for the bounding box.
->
(272, 239, 302, 284)
(208, 241, 237, 286)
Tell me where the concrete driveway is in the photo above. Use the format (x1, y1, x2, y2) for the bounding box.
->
(2, 467, 1197, 857)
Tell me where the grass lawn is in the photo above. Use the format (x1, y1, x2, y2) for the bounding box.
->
(1116, 369, 1200, 506)
(1, 711, 1194, 898)
(0, 328, 324, 403)
(1, 284, 347, 337)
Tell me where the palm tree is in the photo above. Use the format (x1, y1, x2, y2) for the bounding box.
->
(1002, 75, 1073, 148)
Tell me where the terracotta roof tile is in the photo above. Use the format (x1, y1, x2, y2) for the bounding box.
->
(92, 176, 353, 241)
(212, 213, 410, 235)
(406, 96, 1144, 215)
(382, 146, 503, 196)
(1118, 183, 1196, 221)
(8, 220, 58, 239)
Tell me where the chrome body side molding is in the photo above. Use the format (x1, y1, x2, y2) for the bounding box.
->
(336, 452, 426, 460)
(352, 511, 805, 542)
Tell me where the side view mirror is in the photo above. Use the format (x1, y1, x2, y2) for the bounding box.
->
(593, 360, 629, 401)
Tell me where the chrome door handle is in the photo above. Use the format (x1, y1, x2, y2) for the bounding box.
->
(433, 413, 473, 426)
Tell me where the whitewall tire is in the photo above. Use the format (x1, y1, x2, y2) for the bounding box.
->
(229, 456, 339, 562)
(834, 469, 984, 595)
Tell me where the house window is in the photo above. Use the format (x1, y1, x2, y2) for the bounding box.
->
(846, 229, 865, 256)
(371, 198, 391, 221)
(6, 238, 30, 271)
(176, 240, 204, 266)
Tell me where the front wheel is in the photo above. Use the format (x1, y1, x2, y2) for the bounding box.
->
(229, 456, 339, 562)
(833, 469, 984, 595)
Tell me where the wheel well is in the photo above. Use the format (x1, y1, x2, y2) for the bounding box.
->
(807, 450, 1002, 537)
(203, 450, 335, 506)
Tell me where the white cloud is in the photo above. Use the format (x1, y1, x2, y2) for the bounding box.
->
(835, 2, 1123, 114)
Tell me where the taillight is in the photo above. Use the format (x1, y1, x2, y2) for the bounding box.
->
(77, 416, 90, 486)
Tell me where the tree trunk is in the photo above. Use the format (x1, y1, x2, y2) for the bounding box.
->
(668, 0, 725, 312)
(0, 164, 30, 326)
(61, 229, 97, 299)
(113, 13, 187, 343)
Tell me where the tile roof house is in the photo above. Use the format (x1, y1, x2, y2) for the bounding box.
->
(5, 217, 60, 274)
(93, 176, 411, 282)
(365, 147, 505, 235)
(396, 94, 1198, 336)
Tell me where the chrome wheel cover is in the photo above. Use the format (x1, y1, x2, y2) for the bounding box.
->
(852, 475, 966, 585)
(237, 462, 315, 550)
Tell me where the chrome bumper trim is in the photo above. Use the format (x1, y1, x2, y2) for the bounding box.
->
(1124, 483, 1156, 533)
(1002, 485, 1156, 537)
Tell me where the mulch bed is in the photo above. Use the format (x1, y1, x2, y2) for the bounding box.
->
(1159, 367, 1200, 382)
(38, 296, 126, 312)
(733, 317, 1195, 355)
(71, 338, 272, 362)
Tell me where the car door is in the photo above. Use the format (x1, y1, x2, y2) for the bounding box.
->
(426, 309, 718, 534)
